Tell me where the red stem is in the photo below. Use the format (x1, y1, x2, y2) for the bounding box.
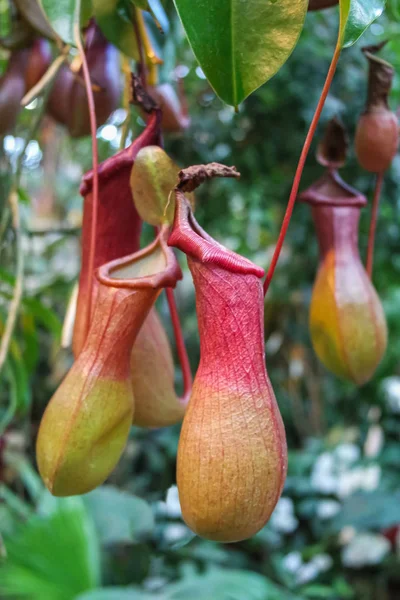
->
(178, 76, 189, 121)
(165, 285, 192, 399)
(153, 225, 192, 398)
(76, 27, 99, 325)
(366, 171, 384, 278)
(133, 9, 147, 90)
(263, 44, 342, 296)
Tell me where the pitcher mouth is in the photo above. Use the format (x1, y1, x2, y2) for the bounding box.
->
(298, 169, 367, 208)
(97, 225, 182, 290)
(79, 110, 162, 197)
(168, 193, 265, 278)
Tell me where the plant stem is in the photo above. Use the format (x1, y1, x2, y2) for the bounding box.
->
(74, 18, 99, 327)
(165, 287, 192, 399)
(0, 88, 51, 379)
(0, 191, 23, 377)
(120, 57, 132, 150)
(133, 8, 147, 90)
(366, 171, 384, 278)
(263, 43, 342, 296)
(21, 50, 69, 107)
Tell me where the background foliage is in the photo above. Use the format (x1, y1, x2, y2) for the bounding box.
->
(0, 1, 400, 599)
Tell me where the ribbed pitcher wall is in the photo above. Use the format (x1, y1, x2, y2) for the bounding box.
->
(37, 230, 181, 497)
(169, 197, 287, 543)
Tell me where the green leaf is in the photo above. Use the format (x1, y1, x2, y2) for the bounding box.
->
(93, 0, 139, 59)
(77, 588, 155, 600)
(77, 569, 303, 600)
(131, 0, 149, 9)
(83, 485, 155, 545)
(331, 490, 400, 532)
(17, 188, 31, 205)
(8, 340, 31, 412)
(339, 0, 386, 48)
(14, 0, 58, 40)
(0, 499, 101, 600)
(163, 569, 301, 600)
(22, 298, 62, 338)
(173, 0, 308, 107)
(39, 0, 92, 45)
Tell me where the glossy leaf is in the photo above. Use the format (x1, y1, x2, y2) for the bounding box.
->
(173, 0, 308, 107)
(77, 569, 303, 600)
(131, 0, 149, 9)
(83, 485, 155, 544)
(93, 0, 139, 59)
(339, 0, 386, 48)
(15, 0, 57, 40)
(0, 499, 100, 599)
(39, 0, 92, 45)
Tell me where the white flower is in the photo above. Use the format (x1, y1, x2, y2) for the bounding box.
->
(342, 533, 390, 568)
(163, 523, 190, 543)
(166, 486, 182, 518)
(334, 443, 360, 465)
(311, 452, 337, 494)
(296, 562, 320, 585)
(270, 497, 298, 534)
(312, 553, 333, 572)
(282, 551, 302, 574)
(337, 465, 381, 499)
(381, 376, 400, 414)
(364, 425, 384, 458)
(362, 465, 381, 492)
(295, 553, 332, 585)
(317, 500, 341, 520)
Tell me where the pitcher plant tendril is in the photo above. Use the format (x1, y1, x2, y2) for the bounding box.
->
(74, 18, 99, 328)
(366, 171, 384, 278)
(263, 41, 342, 296)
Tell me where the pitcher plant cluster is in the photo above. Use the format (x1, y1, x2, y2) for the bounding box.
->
(0, 0, 397, 543)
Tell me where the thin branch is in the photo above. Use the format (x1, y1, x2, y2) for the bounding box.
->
(21, 50, 69, 107)
(0, 191, 24, 378)
(74, 16, 99, 328)
(133, 8, 147, 90)
(366, 171, 384, 278)
(0, 87, 51, 378)
(120, 57, 132, 150)
(263, 43, 342, 296)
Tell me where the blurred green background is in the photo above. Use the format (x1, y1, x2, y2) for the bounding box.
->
(0, 2, 400, 599)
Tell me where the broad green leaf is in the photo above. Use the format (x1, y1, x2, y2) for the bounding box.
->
(39, 0, 92, 45)
(93, 0, 139, 59)
(330, 490, 400, 532)
(77, 588, 155, 600)
(77, 569, 303, 600)
(173, 0, 308, 107)
(0, 499, 100, 600)
(163, 569, 302, 600)
(23, 298, 62, 338)
(0, 0, 11, 38)
(339, 0, 386, 48)
(84, 485, 155, 545)
(8, 340, 31, 412)
(14, 0, 57, 40)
